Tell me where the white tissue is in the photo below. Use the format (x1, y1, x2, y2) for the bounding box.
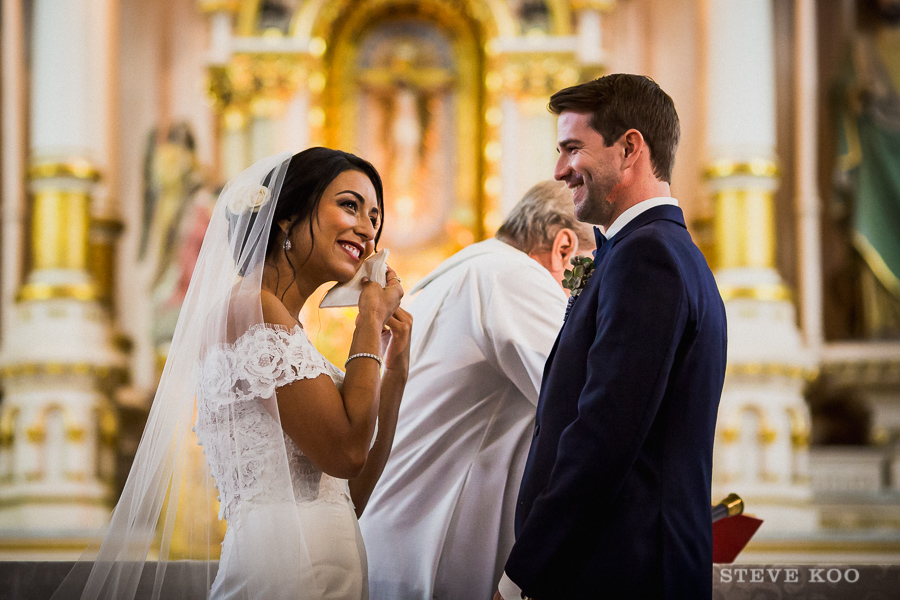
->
(319, 249, 390, 308)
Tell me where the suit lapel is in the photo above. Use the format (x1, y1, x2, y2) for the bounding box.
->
(540, 205, 686, 405)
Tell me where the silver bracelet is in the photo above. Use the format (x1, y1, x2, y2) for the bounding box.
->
(344, 352, 383, 369)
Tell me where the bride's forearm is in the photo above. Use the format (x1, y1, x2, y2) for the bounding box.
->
(341, 313, 385, 437)
(349, 366, 406, 516)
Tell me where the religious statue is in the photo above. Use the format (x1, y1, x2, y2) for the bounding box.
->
(138, 122, 215, 366)
(832, 0, 900, 339)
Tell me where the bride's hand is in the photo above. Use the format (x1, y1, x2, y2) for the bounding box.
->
(381, 307, 412, 374)
(358, 265, 403, 327)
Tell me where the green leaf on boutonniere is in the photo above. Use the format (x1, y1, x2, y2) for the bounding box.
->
(560, 255, 595, 298)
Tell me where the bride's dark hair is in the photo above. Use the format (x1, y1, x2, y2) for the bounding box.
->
(266, 147, 384, 260)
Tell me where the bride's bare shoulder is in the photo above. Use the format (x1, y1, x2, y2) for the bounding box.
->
(259, 289, 299, 329)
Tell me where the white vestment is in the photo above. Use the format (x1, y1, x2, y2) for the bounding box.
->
(359, 238, 567, 600)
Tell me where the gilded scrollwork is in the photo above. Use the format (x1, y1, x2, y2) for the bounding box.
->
(570, 0, 616, 13)
(207, 52, 311, 118)
(487, 51, 580, 99)
(0, 407, 19, 448)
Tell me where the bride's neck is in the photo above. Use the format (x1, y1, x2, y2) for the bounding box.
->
(261, 260, 318, 319)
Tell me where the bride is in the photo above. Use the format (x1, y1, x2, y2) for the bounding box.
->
(53, 148, 411, 600)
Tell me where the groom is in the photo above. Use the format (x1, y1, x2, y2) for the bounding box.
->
(497, 74, 727, 599)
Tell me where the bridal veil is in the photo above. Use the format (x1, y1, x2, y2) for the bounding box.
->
(52, 152, 321, 599)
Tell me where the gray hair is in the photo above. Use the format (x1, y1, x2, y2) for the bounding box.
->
(495, 180, 595, 253)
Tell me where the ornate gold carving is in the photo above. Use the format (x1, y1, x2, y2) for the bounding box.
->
(25, 405, 68, 444)
(321, 0, 488, 245)
(15, 282, 96, 302)
(306, 0, 509, 41)
(731, 405, 776, 446)
(578, 64, 607, 83)
(25, 423, 45, 443)
(718, 283, 793, 302)
(309, 37, 327, 57)
(791, 429, 810, 448)
(537, 0, 572, 35)
(720, 426, 739, 443)
(0, 407, 19, 447)
(488, 51, 580, 99)
(66, 424, 86, 442)
(236, 0, 263, 35)
(726, 362, 819, 381)
(0, 362, 120, 382)
(821, 352, 900, 388)
(29, 158, 101, 182)
(198, 0, 241, 13)
(758, 426, 777, 445)
(705, 158, 779, 180)
(570, 0, 617, 12)
(207, 53, 309, 118)
(0, 494, 110, 509)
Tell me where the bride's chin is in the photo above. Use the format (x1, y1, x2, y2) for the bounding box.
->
(334, 269, 357, 284)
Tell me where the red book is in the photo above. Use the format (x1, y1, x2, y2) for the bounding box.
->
(712, 514, 764, 563)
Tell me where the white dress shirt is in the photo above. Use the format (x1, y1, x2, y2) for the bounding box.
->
(604, 196, 679, 239)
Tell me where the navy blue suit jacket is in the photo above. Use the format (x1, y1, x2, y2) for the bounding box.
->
(505, 204, 727, 599)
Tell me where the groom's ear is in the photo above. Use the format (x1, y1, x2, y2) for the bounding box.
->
(620, 129, 645, 170)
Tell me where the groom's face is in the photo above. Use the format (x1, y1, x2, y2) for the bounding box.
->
(554, 111, 623, 228)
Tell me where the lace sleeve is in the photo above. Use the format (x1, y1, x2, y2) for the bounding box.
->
(199, 324, 333, 406)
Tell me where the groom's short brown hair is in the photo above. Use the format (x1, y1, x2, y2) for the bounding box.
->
(548, 74, 680, 184)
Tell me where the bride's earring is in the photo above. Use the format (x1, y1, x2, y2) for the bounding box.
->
(284, 238, 292, 251)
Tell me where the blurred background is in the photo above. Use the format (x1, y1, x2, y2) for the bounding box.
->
(1, 0, 899, 564)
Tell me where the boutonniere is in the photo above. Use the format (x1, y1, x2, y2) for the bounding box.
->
(562, 255, 595, 298)
(562, 255, 595, 322)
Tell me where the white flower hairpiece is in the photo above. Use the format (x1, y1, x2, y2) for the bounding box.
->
(226, 183, 272, 216)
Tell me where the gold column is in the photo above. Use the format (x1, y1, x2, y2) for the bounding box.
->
(706, 159, 792, 302)
(32, 190, 90, 271)
(17, 159, 101, 302)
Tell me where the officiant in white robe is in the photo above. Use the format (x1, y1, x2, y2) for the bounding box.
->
(359, 181, 595, 600)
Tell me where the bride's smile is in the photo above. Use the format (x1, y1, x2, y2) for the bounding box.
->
(284, 169, 381, 287)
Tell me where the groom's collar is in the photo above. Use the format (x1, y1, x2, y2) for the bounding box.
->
(604, 197, 679, 239)
(592, 203, 685, 261)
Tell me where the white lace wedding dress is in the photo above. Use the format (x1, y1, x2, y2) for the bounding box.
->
(195, 323, 368, 600)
